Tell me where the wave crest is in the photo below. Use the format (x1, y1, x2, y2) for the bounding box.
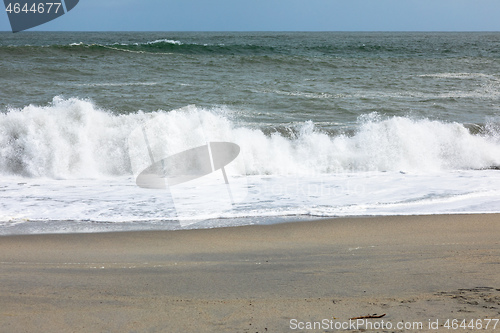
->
(1, 98, 500, 178)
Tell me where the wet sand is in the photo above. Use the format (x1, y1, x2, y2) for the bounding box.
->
(1, 214, 499, 332)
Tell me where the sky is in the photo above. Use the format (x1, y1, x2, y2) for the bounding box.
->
(2, 0, 500, 32)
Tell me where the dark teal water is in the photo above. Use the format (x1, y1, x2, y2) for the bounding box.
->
(2, 32, 500, 130)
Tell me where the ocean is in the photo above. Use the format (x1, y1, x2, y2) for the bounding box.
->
(1, 31, 500, 235)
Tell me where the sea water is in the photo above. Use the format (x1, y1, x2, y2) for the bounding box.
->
(1, 32, 500, 234)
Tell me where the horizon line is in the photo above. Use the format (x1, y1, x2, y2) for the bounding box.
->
(2, 30, 500, 33)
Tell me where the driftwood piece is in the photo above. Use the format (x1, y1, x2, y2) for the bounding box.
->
(350, 313, 386, 320)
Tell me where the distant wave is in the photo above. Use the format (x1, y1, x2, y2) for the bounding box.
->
(145, 39, 182, 45)
(2, 97, 500, 179)
(3, 36, 500, 58)
(0, 39, 466, 57)
(0, 40, 278, 56)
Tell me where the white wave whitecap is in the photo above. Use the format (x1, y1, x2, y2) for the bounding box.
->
(1, 97, 500, 179)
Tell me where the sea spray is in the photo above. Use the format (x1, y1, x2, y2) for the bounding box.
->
(2, 97, 500, 179)
(0, 97, 135, 178)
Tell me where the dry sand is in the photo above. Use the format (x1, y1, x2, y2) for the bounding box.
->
(0, 214, 499, 332)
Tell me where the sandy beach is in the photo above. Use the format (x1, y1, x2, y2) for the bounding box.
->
(1, 214, 499, 332)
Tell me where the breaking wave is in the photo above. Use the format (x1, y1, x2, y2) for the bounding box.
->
(1, 97, 500, 178)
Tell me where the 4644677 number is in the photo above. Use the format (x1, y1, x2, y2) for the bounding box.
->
(5, 2, 62, 14)
(443, 319, 499, 330)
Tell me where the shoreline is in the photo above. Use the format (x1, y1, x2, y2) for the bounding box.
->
(1, 214, 499, 332)
(1, 211, 499, 237)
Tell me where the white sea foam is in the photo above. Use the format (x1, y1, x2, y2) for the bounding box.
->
(2, 169, 500, 234)
(146, 39, 182, 45)
(2, 98, 500, 233)
(1, 97, 500, 179)
(417, 73, 498, 80)
(0, 97, 137, 178)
